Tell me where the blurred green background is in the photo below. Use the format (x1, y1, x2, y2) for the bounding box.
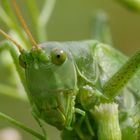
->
(48, 0, 140, 55)
(0, 0, 140, 140)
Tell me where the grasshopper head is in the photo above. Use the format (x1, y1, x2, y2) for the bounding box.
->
(19, 43, 77, 130)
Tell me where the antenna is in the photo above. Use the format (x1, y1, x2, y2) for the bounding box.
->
(11, 0, 39, 49)
(0, 29, 23, 52)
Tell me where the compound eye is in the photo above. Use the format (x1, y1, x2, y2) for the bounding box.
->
(51, 48, 67, 65)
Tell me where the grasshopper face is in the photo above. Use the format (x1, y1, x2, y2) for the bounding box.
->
(19, 44, 77, 129)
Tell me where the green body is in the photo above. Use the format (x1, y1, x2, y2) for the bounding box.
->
(19, 40, 140, 139)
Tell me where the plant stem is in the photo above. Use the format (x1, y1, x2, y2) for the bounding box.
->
(103, 49, 140, 100)
(0, 112, 47, 140)
(38, 0, 56, 41)
(92, 11, 113, 45)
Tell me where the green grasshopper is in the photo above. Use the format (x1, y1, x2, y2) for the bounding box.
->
(1, 0, 140, 140)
